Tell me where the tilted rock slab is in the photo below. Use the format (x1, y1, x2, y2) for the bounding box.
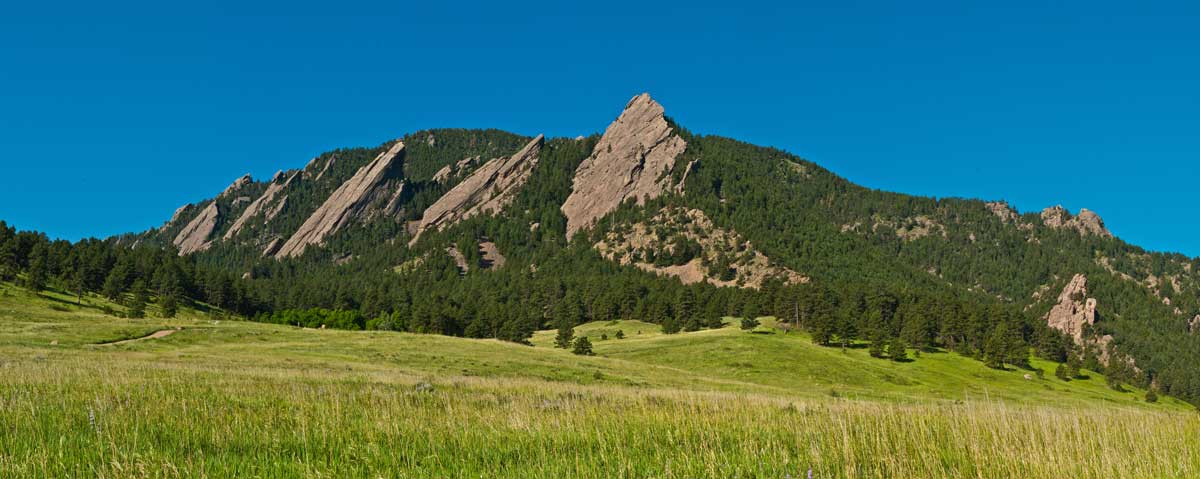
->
(274, 141, 406, 259)
(173, 202, 221, 255)
(224, 170, 299, 240)
(410, 135, 543, 244)
(561, 93, 687, 237)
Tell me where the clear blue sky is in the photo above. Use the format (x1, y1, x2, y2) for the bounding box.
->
(1, 1, 1197, 256)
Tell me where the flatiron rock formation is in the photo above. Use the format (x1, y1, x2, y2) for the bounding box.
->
(274, 141, 406, 259)
(173, 202, 221, 255)
(410, 135, 543, 244)
(561, 93, 687, 237)
(224, 171, 299, 240)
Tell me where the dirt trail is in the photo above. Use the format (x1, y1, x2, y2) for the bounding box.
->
(103, 329, 180, 346)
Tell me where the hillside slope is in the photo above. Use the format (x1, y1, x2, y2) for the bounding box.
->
(2, 286, 1197, 477)
(102, 93, 1200, 405)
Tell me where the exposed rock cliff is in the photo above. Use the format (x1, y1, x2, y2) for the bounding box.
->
(274, 141, 406, 259)
(561, 93, 687, 237)
(410, 135, 543, 244)
(173, 202, 221, 255)
(1044, 274, 1097, 344)
(1041, 206, 1113, 238)
(224, 171, 299, 240)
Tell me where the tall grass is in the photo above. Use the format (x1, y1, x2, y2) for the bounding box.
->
(2, 352, 1196, 478)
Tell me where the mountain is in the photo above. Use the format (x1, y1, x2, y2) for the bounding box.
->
(89, 93, 1200, 405)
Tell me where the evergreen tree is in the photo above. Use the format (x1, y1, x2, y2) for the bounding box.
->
(571, 336, 593, 356)
(888, 337, 908, 362)
(1145, 389, 1158, 403)
(554, 319, 574, 349)
(740, 316, 760, 330)
(128, 279, 148, 319)
(24, 243, 48, 293)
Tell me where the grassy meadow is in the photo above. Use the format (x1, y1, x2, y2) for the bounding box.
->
(1, 282, 1198, 478)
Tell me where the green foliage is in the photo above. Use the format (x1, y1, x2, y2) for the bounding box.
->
(740, 316, 760, 331)
(571, 336, 594, 356)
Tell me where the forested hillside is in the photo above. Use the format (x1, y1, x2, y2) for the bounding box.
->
(13, 93, 1197, 405)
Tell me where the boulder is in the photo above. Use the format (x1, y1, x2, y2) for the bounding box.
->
(274, 141, 406, 259)
(561, 93, 687, 237)
(410, 135, 543, 244)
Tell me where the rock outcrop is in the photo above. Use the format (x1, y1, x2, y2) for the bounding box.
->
(432, 156, 480, 183)
(224, 171, 299, 240)
(173, 202, 221, 255)
(985, 201, 1019, 223)
(1190, 315, 1200, 335)
(1041, 206, 1113, 238)
(595, 207, 807, 289)
(220, 174, 253, 198)
(561, 93, 687, 237)
(1044, 274, 1097, 344)
(274, 141, 406, 259)
(410, 135, 543, 244)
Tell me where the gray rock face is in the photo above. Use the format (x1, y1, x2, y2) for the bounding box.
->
(173, 202, 221, 255)
(1044, 274, 1097, 344)
(411, 135, 543, 244)
(224, 171, 299, 240)
(1041, 206, 1113, 238)
(274, 141, 406, 259)
(561, 93, 688, 237)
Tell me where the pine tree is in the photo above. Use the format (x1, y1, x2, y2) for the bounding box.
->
(554, 319, 574, 349)
(1145, 389, 1158, 403)
(571, 336, 593, 356)
(740, 316, 760, 330)
(888, 337, 908, 361)
(128, 279, 148, 319)
(1055, 363, 1071, 381)
(24, 243, 48, 293)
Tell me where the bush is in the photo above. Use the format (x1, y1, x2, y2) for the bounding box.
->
(615, 330, 625, 339)
(1145, 389, 1158, 403)
(740, 317, 760, 331)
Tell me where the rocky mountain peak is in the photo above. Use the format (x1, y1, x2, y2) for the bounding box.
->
(561, 93, 688, 237)
(274, 141, 406, 259)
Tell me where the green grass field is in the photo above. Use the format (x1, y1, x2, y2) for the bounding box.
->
(2, 282, 1198, 478)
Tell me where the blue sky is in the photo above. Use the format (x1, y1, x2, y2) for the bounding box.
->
(1, 1, 1197, 256)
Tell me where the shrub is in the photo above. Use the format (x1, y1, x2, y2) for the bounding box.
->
(740, 317, 760, 331)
